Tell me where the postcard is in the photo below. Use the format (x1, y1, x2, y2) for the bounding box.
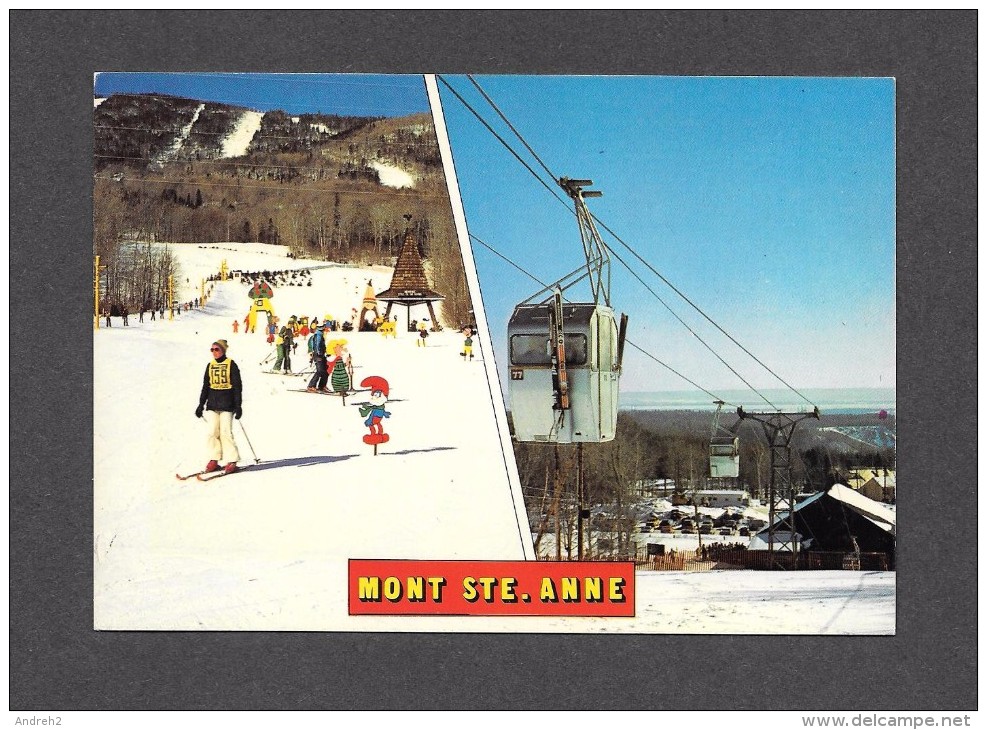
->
(93, 72, 895, 633)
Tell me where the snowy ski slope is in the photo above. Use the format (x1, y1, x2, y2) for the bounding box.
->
(94, 242, 532, 630)
(219, 110, 264, 158)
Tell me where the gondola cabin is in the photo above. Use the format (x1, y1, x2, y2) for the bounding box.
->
(508, 302, 621, 443)
(709, 435, 740, 478)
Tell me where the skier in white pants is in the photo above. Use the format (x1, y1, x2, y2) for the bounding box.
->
(195, 339, 242, 474)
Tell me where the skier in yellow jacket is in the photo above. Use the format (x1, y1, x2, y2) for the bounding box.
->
(195, 339, 243, 474)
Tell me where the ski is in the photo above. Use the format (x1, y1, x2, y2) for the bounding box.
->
(176, 470, 209, 481)
(196, 464, 256, 482)
(288, 388, 370, 396)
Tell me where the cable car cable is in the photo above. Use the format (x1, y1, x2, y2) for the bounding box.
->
(440, 75, 816, 411)
(601, 236, 784, 412)
(590, 214, 818, 410)
(624, 341, 740, 409)
(466, 74, 560, 185)
(435, 75, 572, 211)
(468, 234, 559, 292)
(453, 116, 774, 406)
(470, 232, 740, 408)
(475, 227, 782, 411)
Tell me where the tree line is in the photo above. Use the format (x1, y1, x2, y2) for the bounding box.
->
(512, 411, 896, 559)
(93, 175, 472, 326)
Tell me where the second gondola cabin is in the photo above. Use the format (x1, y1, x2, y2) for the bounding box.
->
(508, 302, 621, 443)
(709, 435, 740, 478)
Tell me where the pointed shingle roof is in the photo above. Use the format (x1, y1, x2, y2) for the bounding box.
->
(376, 227, 444, 303)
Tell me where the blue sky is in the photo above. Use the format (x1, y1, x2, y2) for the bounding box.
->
(94, 72, 430, 116)
(438, 75, 896, 395)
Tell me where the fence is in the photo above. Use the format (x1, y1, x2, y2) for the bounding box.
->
(632, 549, 891, 572)
(536, 550, 892, 572)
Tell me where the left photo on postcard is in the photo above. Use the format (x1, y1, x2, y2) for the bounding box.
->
(93, 73, 531, 630)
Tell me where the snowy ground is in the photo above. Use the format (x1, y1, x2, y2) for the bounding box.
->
(158, 103, 204, 164)
(574, 570, 895, 634)
(399, 569, 894, 635)
(220, 110, 264, 158)
(94, 242, 894, 634)
(94, 242, 531, 630)
(370, 161, 415, 189)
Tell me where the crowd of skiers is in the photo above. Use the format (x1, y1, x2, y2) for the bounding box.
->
(101, 298, 204, 327)
(203, 268, 315, 288)
(235, 312, 353, 383)
(195, 310, 481, 474)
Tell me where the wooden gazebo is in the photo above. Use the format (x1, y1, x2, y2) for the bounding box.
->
(376, 225, 444, 331)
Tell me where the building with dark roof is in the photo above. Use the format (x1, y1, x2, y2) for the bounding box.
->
(375, 226, 444, 330)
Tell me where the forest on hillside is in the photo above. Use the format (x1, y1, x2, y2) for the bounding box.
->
(93, 94, 470, 326)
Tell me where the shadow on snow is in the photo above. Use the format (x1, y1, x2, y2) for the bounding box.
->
(247, 454, 359, 471)
(374, 446, 457, 457)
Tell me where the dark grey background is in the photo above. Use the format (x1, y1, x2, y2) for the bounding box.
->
(10, 10, 976, 711)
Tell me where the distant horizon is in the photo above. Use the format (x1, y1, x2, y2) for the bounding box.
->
(498, 385, 895, 416)
(620, 386, 895, 395)
(618, 386, 895, 414)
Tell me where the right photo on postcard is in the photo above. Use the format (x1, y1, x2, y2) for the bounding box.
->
(437, 75, 896, 634)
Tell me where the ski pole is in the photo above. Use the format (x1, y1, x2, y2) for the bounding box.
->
(237, 419, 261, 463)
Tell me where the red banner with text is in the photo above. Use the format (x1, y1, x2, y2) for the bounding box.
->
(348, 560, 635, 617)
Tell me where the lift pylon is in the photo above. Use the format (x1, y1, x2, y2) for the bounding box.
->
(737, 407, 820, 569)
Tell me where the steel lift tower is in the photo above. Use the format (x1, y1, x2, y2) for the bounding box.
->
(737, 407, 820, 569)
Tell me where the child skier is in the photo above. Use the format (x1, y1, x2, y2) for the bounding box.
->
(326, 339, 353, 393)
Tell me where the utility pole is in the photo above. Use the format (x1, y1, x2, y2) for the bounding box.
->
(576, 443, 585, 560)
(553, 444, 562, 562)
(737, 407, 820, 569)
(93, 256, 106, 329)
